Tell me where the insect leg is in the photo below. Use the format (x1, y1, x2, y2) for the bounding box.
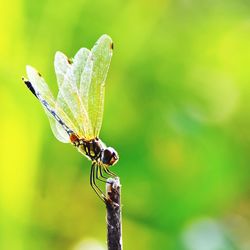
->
(90, 163, 106, 202)
(95, 163, 108, 183)
(100, 166, 108, 179)
(103, 166, 117, 178)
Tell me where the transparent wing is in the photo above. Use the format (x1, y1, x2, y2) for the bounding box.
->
(79, 51, 94, 133)
(26, 65, 78, 143)
(47, 111, 70, 143)
(54, 51, 70, 87)
(87, 34, 113, 137)
(54, 51, 82, 138)
(56, 49, 93, 138)
(72, 48, 90, 90)
(54, 52, 75, 140)
(55, 91, 76, 142)
(72, 48, 93, 137)
(55, 49, 90, 88)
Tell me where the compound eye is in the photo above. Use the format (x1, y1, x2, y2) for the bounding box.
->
(102, 148, 113, 165)
(102, 147, 119, 166)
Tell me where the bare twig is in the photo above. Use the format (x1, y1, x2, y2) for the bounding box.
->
(105, 177, 122, 250)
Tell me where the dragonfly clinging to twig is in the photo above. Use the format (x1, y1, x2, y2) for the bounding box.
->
(22, 34, 119, 202)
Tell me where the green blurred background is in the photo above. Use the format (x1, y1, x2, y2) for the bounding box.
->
(1, 0, 250, 249)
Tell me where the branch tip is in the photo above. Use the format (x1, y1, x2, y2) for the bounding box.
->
(106, 177, 122, 250)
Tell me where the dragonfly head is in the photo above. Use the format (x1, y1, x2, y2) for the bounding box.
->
(101, 147, 119, 166)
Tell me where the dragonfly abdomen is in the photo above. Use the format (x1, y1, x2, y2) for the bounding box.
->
(23, 79, 74, 136)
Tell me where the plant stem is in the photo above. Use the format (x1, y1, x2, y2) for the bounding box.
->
(105, 177, 122, 250)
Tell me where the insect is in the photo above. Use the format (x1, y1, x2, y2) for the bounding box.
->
(22, 34, 119, 202)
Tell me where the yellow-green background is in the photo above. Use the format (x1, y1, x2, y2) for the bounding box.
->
(1, 0, 250, 249)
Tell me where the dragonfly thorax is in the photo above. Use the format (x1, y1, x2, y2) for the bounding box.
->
(73, 137, 119, 166)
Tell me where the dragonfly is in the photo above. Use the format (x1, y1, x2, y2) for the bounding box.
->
(22, 34, 119, 202)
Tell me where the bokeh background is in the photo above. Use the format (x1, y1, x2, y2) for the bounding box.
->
(1, 0, 250, 249)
